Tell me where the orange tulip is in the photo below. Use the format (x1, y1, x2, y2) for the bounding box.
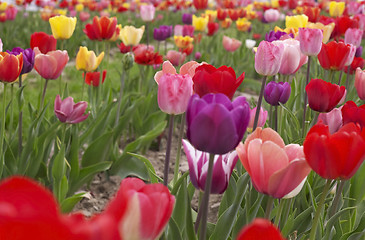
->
(0, 52, 23, 83)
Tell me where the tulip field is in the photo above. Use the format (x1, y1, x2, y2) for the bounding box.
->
(2, 0, 365, 239)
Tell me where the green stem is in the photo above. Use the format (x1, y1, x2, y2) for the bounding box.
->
(329, 180, 346, 218)
(163, 114, 175, 186)
(274, 199, 284, 227)
(115, 70, 126, 127)
(309, 179, 332, 240)
(280, 198, 293, 230)
(337, 71, 343, 85)
(345, 66, 350, 100)
(40, 79, 48, 111)
(265, 196, 274, 219)
(0, 83, 7, 177)
(253, 76, 267, 131)
(274, 105, 278, 132)
(81, 71, 86, 100)
(173, 114, 185, 185)
(18, 74, 23, 155)
(329, 70, 335, 84)
(9, 84, 14, 139)
(302, 56, 311, 138)
(198, 153, 215, 240)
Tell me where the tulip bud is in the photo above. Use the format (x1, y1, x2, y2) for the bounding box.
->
(122, 52, 134, 71)
(264, 81, 291, 106)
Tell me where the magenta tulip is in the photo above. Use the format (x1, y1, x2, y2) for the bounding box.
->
(254, 41, 284, 76)
(54, 95, 89, 124)
(298, 28, 323, 56)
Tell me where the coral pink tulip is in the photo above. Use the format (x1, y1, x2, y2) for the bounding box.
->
(157, 73, 193, 115)
(298, 28, 323, 56)
(154, 60, 200, 83)
(34, 47, 69, 80)
(254, 41, 284, 76)
(355, 67, 365, 100)
(222, 36, 242, 52)
(317, 107, 343, 134)
(236, 128, 311, 198)
(166, 50, 186, 66)
(247, 107, 268, 130)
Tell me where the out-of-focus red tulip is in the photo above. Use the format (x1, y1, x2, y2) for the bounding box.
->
(133, 46, 163, 65)
(30, 32, 57, 54)
(0, 52, 23, 83)
(237, 218, 286, 240)
(217, 8, 227, 21)
(85, 70, 107, 87)
(341, 101, 365, 129)
(303, 6, 320, 23)
(84, 16, 117, 41)
(193, 0, 208, 10)
(207, 22, 219, 36)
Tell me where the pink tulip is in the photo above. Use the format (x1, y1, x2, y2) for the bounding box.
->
(157, 73, 193, 115)
(317, 107, 343, 134)
(154, 60, 201, 83)
(222, 36, 242, 52)
(166, 50, 186, 66)
(140, 4, 155, 22)
(248, 107, 268, 130)
(34, 47, 69, 80)
(344, 44, 357, 66)
(236, 128, 311, 198)
(79, 11, 91, 22)
(355, 67, 365, 100)
(254, 41, 284, 76)
(54, 95, 89, 124)
(264, 9, 280, 23)
(345, 28, 363, 48)
(174, 25, 183, 36)
(298, 28, 323, 56)
(182, 139, 238, 194)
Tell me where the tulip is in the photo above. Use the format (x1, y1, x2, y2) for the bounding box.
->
(85, 70, 107, 87)
(207, 22, 219, 36)
(174, 35, 193, 49)
(192, 15, 209, 32)
(75, 46, 104, 72)
(264, 9, 280, 23)
(341, 101, 365, 129)
(344, 28, 363, 48)
(307, 22, 335, 43)
(153, 25, 173, 41)
(306, 79, 345, 113)
(302, 6, 320, 23)
(34, 48, 69, 80)
(355, 47, 362, 58)
(186, 93, 250, 155)
(7, 47, 34, 75)
(222, 36, 241, 52)
(157, 74, 193, 115)
(166, 50, 186, 66)
(317, 41, 351, 71)
(154, 60, 200, 83)
(265, 30, 293, 42)
(298, 28, 323, 56)
(119, 25, 145, 46)
(193, 64, 245, 99)
(329, 1, 345, 17)
(344, 44, 357, 67)
(264, 81, 291, 106)
(49, 15, 77, 40)
(245, 39, 256, 49)
(247, 107, 268, 130)
(317, 107, 343, 134)
(30, 32, 57, 54)
(182, 25, 195, 37)
(195, 52, 202, 60)
(182, 139, 238, 194)
(193, 0, 208, 10)
(133, 47, 163, 66)
(0, 52, 23, 83)
(236, 18, 251, 32)
(79, 11, 90, 22)
(217, 8, 227, 21)
(345, 57, 365, 75)
(205, 10, 217, 22)
(237, 218, 286, 240)
(304, 122, 365, 179)
(355, 68, 365, 100)
(334, 16, 360, 38)
(54, 95, 89, 124)
(182, 13, 193, 25)
(254, 41, 284, 76)
(83, 16, 117, 41)
(228, 9, 239, 21)
(285, 14, 308, 29)
(140, 4, 155, 22)
(0, 39, 2, 52)
(220, 18, 232, 29)
(237, 127, 310, 198)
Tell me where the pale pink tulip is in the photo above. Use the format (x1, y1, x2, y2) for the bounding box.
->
(157, 73, 193, 115)
(34, 47, 69, 80)
(166, 50, 186, 66)
(222, 36, 242, 52)
(317, 107, 343, 134)
(247, 107, 268, 130)
(344, 44, 357, 66)
(273, 39, 307, 75)
(140, 4, 155, 22)
(154, 60, 201, 83)
(254, 41, 284, 76)
(79, 11, 90, 22)
(236, 128, 311, 198)
(298, 28, 323, 56)
(355, 67, 365, 100)
(264, 9, 280, 23)
(345, 28, 363, 48)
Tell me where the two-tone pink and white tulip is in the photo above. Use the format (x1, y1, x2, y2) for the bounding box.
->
(254, 41, 284, 76)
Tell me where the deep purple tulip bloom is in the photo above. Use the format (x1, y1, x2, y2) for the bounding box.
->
(7, 47, 35, 75)
(153, 25, 173, 41)
(54, 95, 89, 124)
(355, 46, 363, 58)
(182, 139, 238, 194)
(186, 93, 250, 155)
(182, 13, 193, 25)
(264, 81, 291, 106)
(265, 31, 293, 42)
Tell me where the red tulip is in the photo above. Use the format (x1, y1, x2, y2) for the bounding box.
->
(85, 70, 107, 87)
(0, 52, 23, 83)
(341, 101, 365, 129)
(318, 41, 352, 71)
(303, 6, 320, 23)
(305, 78, 345, 112)
(237, 218, 285, 240)
(192, 64, 245, 99)
(217, 8, 227, 21)
(34, 48, 69, 80)
(344, 57, 365, 75)
(304, 122, 365, 179)
(84, 16, 117, 41)
(207, 22, 219, 36)
(228, 9, 239, 21)
(30, 32, 57, 54)
(133, 46, 163, 65)
(334, 16, 359, 38)
(193, 0, 208, 10)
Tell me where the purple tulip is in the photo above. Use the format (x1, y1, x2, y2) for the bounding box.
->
(265, 30, 293, 42)
(182, 13, 193, 25)
(264, 81, 291, 106)
(186, 93, 250, 155)
(355, 46, 363, 58)
(7, 47, 35, 75)
(182, 139, 238, 194)
(153, 25, 173, 41)
(54, 95, 89, 124)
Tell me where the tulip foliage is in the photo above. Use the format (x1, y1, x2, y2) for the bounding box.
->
(1, 1, 365, 240)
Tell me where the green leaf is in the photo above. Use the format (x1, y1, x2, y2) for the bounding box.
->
(171, 171, 190, 195)
(172, 178, 187, 234)
(126, 152, 161, 183)
(325, 207, 356, 238)
(81, 131, 113, 168)
(61, 192, 90, 213)
(52, 145, 66, 182)
(218, 176, 237, 217)
(167, 217, 183, 240)
(68, 125, 80, 182)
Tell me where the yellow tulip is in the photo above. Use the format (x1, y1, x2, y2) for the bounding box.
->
(55, 9, 68, 16)
(119, 25, 145, 46)
(0, 2, 7, 11)
(205, 10, 217, 21)
(271, 0, 279, 8)
(174, 36, 194, 49)
(192, 15, 209, 32)
(49, 15, 77, 40)
(236, 18, 251, 32)
(109, 24, 122, 42)
(329, 1, 345, 17)
(307, 22, 335, 43)
(76, 46, 104, 72)
(285, 14, 308, 29)
(75, 3, 84, 12)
